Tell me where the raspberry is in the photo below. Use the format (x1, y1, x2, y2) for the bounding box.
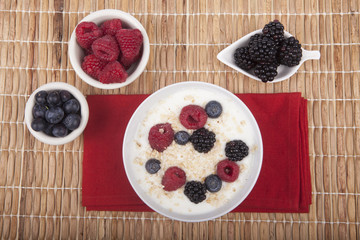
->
(148, 123, 174, 152)
(179, 105, 208, 129)
(216, 159, 240, 182)
(98, 61, 128, 84)
(92, 35, 120, 62)
(116, 29, 143, 66)
(101, 19, 122, 36)
(161, 167, 186, 191)
(81, 54, 107, 79)
(75, 22, 103, 50)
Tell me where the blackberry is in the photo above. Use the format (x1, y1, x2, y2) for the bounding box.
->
(233, 47, 256, 70)
(254, 62, 278, 82)
(277, 37, 302, 67)
(248, 34, 277, 63)
(225, 140, 249, 161)
(189, 128, 216, 153)
(262, 20, 285, 47)
(184, 181, 207, 204)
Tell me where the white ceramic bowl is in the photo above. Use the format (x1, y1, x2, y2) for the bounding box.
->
(123, 82, 263, 222)
(25, 82, 89, 145)
(68, 9, 150, 89)
(217, 29, 321, 83)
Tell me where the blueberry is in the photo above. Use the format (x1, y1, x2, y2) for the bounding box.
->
(205, 101, 222, 118)
(145, 158, 161, 174)
(31, 118, 47, 132)
(45, 107, 64, 124)
(174, 131, 190, 145)
(63, 113, 81, 130)
(60, 90, 72, 102)
(32, 103, 48, 119)
(63, 99, 80, 114)
(47, 91, 61, 106)
(35, 90, 48, 105)
(204, 174, 222, 192)
(43, 123, 54, 136)
(52, 124, 69, 137)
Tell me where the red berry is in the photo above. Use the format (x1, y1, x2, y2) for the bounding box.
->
(179, 105, 208, 129)
(75, 22, 103, 50)
(162, 167, 186, 191)
(115, 29, 143, 66)
(148, 123, 174, 152)
(216, 159, 240, 182)
(98, 61, 128, 84)
(92, 35, 120, 62)
(81, 54, 107, 79)
(101, 19, 122, 36)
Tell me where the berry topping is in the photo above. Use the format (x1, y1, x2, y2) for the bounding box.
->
(116, 29, 143, 66)
(145, 158, 161, 174)
(148, 123, 174, 152)
(179, 105, 208, 129)
(262, 20, 285, 47)
(277, 36, 302, 67)
(205, 101, 223, 118)
(189, 128, 216, 153)
(47, 91, 61, 106)
(216, 159, 240, 182)
(63, 99, 80, 114)
(75, 21, 103, 50)
(101, 19, 122, 36)
(59, 90, 72, 103)
(184, 181, 207, 204)
(45, 107, 65, 124)
(204, 174, 222, 193)
(98, 61, 128, 84)
(92, 35, 120, 62)
(63, 113, 81, 131)
(32, 103, 48, 119)
(248, 34, 277, 63)
(234, 47, 256, 70)
(161, 166, 186, 191)
(254, 62, 278, 82)
(174, 131, 190, 145)
(81, 54, 107, 79)
(35, 90, 48, 104)
(52, 124, 69, 137)
(225, 140, 249, 161)
(31, 118, 47, 132)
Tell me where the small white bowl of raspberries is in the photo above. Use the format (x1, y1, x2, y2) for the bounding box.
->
(69, 9, 150, 89)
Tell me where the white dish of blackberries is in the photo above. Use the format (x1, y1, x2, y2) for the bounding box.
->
(217, 20, 320, 83)
(25, 82, 89, 145)
(123, 82, 263, 222)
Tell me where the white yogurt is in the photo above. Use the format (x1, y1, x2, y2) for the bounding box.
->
(130, 88, 257, 214)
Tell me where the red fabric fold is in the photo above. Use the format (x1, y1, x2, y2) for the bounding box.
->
(82, 93, 311, 213)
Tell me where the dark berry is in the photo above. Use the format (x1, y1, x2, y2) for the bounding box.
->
(184, 181, 207, 204)
(35, 90, 48, 104)
(31, 118, 47, 132)
(59, 90, 73, 103)
(204, 174, 222, 193)
(189, 128, 216, 153)
(52, 124, 69, 137)
(145, 158, 161, 174)
(32, 104, 48, 119)
(43, 123, 54, 136)
(179, 105, 208, 129)
(205, 101, 222, 118)
(254, 62, 278, 82)
(233, 47, 256, 70)
(277, 36, 302, 67)
(63, 99, 80, 114)
(63, 113, 81, 131)
(174, 131, 190, 145)
(162, 167, 186, 191)
(148, 123, 174, 152)
(47, 91, 61, 106)
(217, 159, 240, 182)
(225, 140, 249, 161)
(262, 20, 285, 47)
(45, 107, 65, 124)
(248, 34, 277, 63)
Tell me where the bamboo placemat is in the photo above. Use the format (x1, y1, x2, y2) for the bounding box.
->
(0, 0, 359, 239)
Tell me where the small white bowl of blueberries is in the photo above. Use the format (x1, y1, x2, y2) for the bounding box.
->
(25, 82, 89, 145)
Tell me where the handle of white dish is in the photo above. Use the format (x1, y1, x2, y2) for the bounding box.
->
(302, 49, 321, 60)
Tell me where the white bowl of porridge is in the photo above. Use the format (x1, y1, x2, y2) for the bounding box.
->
(123, 81, 263, 222)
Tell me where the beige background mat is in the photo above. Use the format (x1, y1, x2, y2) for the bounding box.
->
(0, 0, 360, 239)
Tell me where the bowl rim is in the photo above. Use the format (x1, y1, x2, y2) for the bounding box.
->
(122, 81, 263, 222)
(68, 9, 150, 90)
(25, 82, 89, 145)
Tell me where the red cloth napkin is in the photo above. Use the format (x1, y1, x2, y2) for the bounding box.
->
(82, 93, 311, 212)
